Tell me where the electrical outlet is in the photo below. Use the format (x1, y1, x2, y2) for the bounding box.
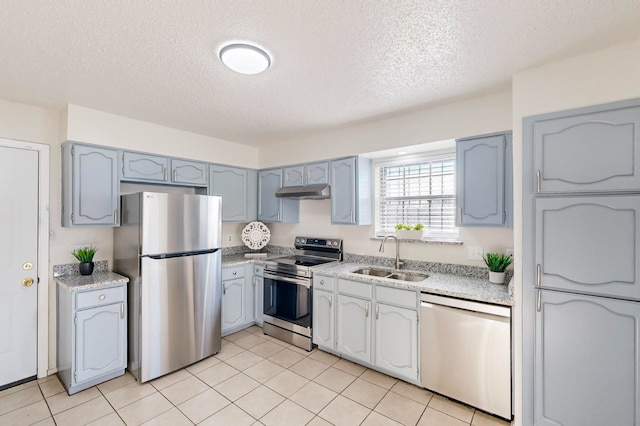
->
(227, 235, 232, 242)
(505, 248, 514, 258)
(468, 246, 484, 261)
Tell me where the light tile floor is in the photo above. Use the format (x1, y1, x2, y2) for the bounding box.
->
(0, 326, 512, 426)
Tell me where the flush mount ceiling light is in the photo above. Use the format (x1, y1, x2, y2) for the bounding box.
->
(219, 43, 271, 75)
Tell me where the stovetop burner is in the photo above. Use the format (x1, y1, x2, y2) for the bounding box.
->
(263, 236, 343, 277)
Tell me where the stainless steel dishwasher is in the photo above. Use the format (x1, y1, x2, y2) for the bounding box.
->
(420, 293, 511, 419)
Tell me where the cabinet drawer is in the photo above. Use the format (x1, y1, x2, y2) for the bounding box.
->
(314, 275, 335, 292)
(76, 286, 125, 310)
(254, 264, 264, 276)
(376, 285, 417, 309)
(222, 265, 245, 281)
(338, 279, 372, 299)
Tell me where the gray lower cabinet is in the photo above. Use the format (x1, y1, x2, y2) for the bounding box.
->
(57, 284, 127, 394)
(330, 157, 372, 225)
(209, 165, 257, 222)
(336, 294, 371, 364)
(456, 132, 512, 227)
(313, 274, 335, 349)
(221, 265, 246, 335)
(531, 103, 640, 193)
(373, 300, 418, 382)
(328, 278, 419, 383)
(62, 143, 119, 227)
(121, 151, 169, 182)
(171, 159, 208, 186)
(534, 290, 640, 426)
(258, 169, 299, 223)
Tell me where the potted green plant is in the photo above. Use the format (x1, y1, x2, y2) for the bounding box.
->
(482, 253, 512, 284)
(72, 247, 97, 276)
(394, 223, 424, 240)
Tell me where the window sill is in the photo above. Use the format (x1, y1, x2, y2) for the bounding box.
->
(371, 236, 463, 246)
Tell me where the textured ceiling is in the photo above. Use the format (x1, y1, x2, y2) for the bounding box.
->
(1, 1, 640, 146)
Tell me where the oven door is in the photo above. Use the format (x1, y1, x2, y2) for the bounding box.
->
(263, 272, 312, 336)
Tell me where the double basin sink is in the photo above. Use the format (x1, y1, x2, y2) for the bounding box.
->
(352, 268, 428, 282)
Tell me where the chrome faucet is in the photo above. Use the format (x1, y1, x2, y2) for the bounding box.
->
(379, 235, 403, 270)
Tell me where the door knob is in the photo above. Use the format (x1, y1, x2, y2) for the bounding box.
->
(22, 277, 34, 287)
(22, 262, 33, 270)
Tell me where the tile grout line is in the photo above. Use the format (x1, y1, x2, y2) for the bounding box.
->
(95, 379, 131, 425)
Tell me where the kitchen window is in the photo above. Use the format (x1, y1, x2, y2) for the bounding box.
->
(374, 152, 458, 238)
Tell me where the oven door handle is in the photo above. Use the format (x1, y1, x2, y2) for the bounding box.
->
(263, 271, 311, 288)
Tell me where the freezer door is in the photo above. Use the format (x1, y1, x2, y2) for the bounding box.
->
(140, 192, 222, 255)
(139, 250, 221, 382)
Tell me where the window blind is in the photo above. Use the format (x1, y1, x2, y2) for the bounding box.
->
(375, 153, 457, 236)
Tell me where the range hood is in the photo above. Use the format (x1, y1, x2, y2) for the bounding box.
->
(275, 184, 331, 200)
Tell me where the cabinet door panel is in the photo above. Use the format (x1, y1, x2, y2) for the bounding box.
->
(535, 290, 640, 426)
(75, 303, 125, 383)
(533, 105, 640, 193)
(305, 162, 329, 185)
(374, 303, 417, 381)
(313, 289, 334, 348)
(72, 145, 119, 226)
(283, 166, 304, 187)
(171, 159, 207, 186)
(331, 158, 356, 224)
(535, 196, 640, 299)
(210, 166, 249, 222)
(258, 170, 282, 222)
(457, 135, 505, 226)
(336, 295, 370, 364)
(222, 279, 245, 332)
(122, 152, 168, 182)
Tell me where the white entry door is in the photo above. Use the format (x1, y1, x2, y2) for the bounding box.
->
(0, 145, 39, 387)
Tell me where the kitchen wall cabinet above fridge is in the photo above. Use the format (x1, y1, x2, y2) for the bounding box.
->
(456, 131, 513, 228)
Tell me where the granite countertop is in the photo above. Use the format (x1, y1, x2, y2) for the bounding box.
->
(314, 262, 513, 306)
(55, 272, 129, 292)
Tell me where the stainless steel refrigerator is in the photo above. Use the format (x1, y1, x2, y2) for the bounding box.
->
(114, 192, 222, 382)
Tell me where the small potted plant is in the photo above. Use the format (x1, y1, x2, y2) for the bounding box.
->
(482, 253, 512, 284)
(395, 224, 424, 240)
(72, 247, 97, 276)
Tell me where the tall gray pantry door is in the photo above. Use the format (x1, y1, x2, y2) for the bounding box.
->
(523, 99, 640, 425)
(0, 146, 39, 388)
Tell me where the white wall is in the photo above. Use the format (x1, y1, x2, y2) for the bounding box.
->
(511, 37, 640, 425)
(0, 99, 258, 371)
(260, 90, 515, 267)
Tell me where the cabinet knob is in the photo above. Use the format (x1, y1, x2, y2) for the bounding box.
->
(99, 294, 106, 301)
(233, 271, 237, 276)
(22, 277, 34, 287)
(320, 280, 324, 285)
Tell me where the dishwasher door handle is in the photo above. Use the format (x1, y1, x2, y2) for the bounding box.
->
(421, 293, 510, 318)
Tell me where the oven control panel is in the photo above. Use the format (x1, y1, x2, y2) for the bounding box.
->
(295, 236, 342, 249)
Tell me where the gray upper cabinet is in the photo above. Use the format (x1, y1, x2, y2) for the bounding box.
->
(283, 166, 304, 187)
(534, 290, 640, 426)
(456, 132, 511, 227)
(62, 143, 119, 227)
(535, 196, 640, 300)
(330, 157, 372, 225)
(171, 159, 208, 186)
(258, 169, 299, 223)
(305, 162, 329, 185)
(283, 162, 329, 187)
(121, 151, 168, 182)
(209, 165, 257, 222)
(532, 104, 640, 194)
